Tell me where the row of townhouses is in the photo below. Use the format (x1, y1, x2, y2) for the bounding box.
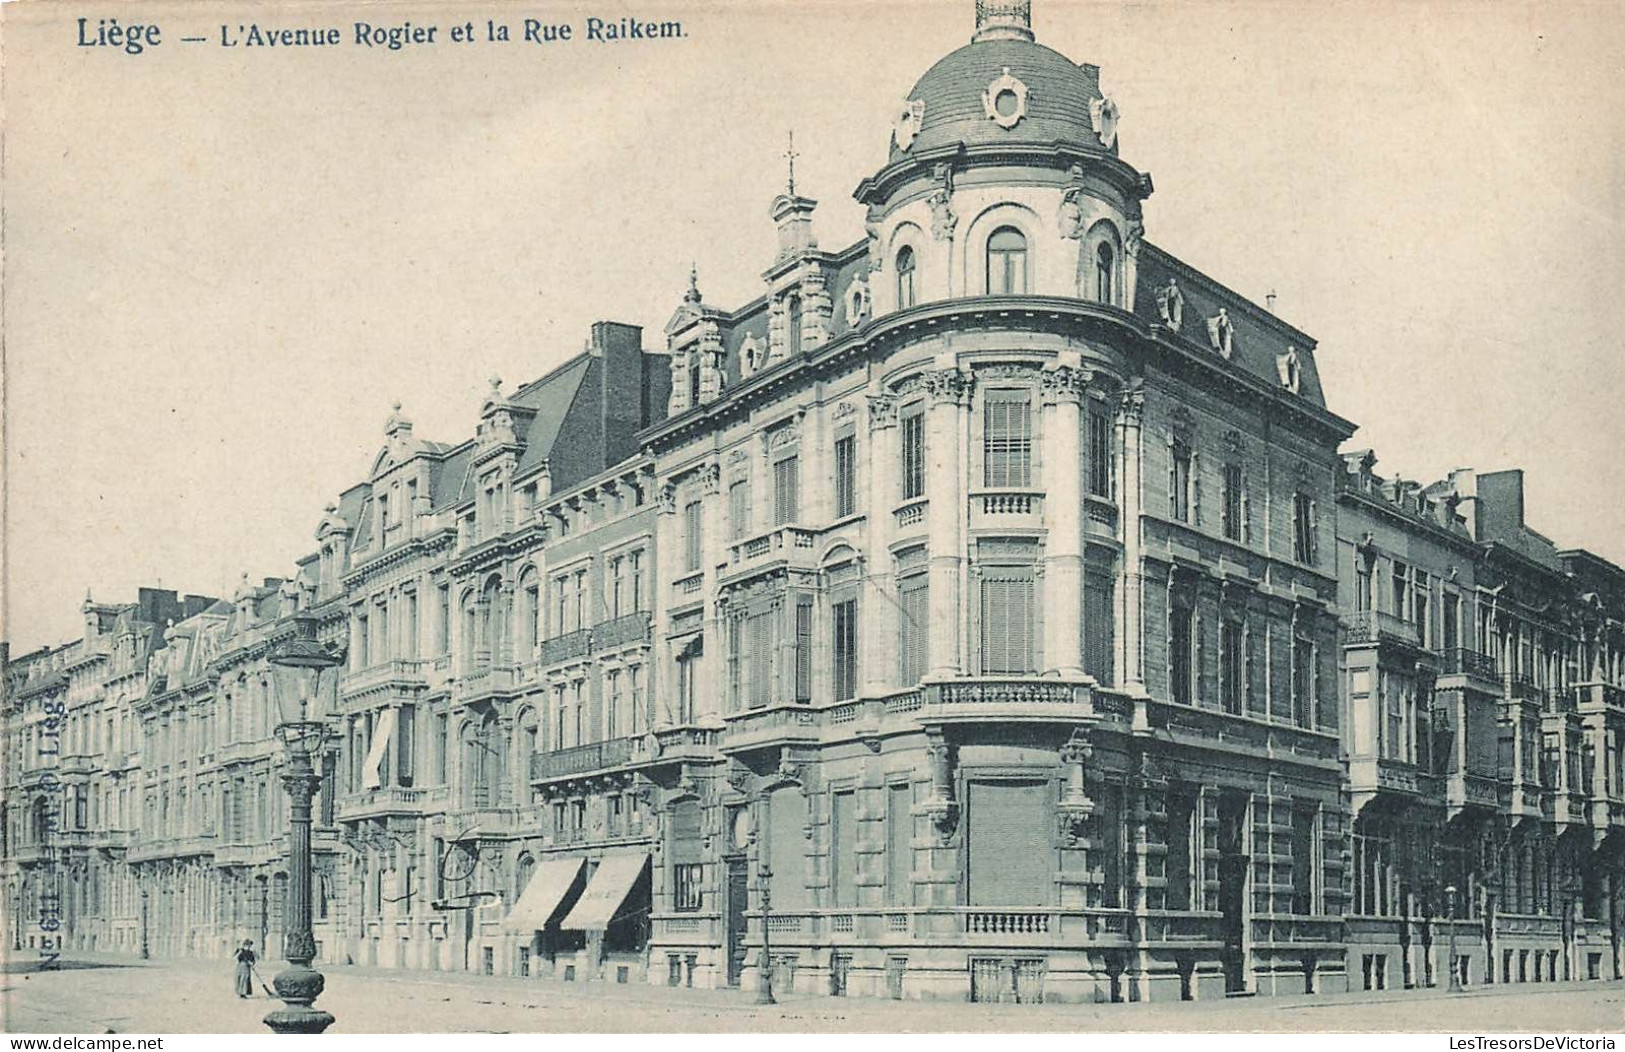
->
(6, 0, 1623, 1005)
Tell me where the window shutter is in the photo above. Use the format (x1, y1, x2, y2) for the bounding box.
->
(1195, 611, 1208, 705)
(967, 781, 1050, 907)
(1167, 438, 1177, 513)
(1308, 498, 1319, 564)
(1240, 478, 1252, 544)
(1191, 451, 1203, 526)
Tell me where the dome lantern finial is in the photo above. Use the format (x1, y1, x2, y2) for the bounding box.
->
(973, 0, 1033, 43)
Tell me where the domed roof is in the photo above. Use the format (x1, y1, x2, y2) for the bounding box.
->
(894, 37, 1106, 158)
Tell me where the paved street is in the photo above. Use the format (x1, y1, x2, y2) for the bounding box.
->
(3, 953, 1624, 1033)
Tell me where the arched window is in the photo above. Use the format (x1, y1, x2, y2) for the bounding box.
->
(1095, 241, 1115, 304)
(987, 226, 1028, 295)
(515, 853, 535, 901)
(518, 568, 540, 656)
(786, 294, 803, 357)
(481, 576, 504, 666)
(896, 246, 917, 308)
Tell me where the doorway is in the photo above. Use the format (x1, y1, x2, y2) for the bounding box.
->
(725, 857, 748, 987)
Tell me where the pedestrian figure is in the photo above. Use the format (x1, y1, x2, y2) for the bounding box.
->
(235, 939, 257, 998)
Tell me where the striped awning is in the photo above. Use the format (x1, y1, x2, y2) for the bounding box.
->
(501, 857, 584, 933)
(558, 853, 649, 931)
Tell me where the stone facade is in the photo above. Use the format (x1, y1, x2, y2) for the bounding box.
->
(4, 0, 1623, 1006)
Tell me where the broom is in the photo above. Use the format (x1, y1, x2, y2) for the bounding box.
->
(250, 962, 276, 998)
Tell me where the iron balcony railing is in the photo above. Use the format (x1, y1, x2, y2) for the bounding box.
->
(1442, 647, 1497, 679)
(530, 736, 637, 781)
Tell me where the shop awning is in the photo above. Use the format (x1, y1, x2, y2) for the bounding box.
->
(501, 857, 584, 933)
(558, 852, 649, 931)
(360, 708, 397, 790)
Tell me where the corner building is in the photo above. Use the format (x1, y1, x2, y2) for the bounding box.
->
(640, 1, 1349, 1002)
(7, 0, 1625, 1007)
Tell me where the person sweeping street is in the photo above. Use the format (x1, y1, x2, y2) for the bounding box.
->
(234, 939, 257, 998)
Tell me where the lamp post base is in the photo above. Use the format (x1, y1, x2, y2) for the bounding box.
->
(263, 964, 335, 1034)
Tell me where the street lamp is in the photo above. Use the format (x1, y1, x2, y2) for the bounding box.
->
(1445, 884, 1462, 992)
(262, 611, 344, 1035)
(755, 859, 776, 1006)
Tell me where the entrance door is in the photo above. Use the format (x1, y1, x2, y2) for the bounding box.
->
(1218, 792, 1249, 994)
(725, 857, 748, 987)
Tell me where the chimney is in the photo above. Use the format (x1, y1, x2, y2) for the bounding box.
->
(1266, 289, 1278, 314)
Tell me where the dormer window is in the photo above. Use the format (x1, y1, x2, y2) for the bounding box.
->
(787, 293, 804, 357)
(987, 226, 1027, 295)
(1095, 241, 1116, 303)
(896, 246, 917, 308)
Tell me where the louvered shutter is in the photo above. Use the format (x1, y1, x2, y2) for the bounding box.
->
(768, 787, 808, 910)
(671, 799, 702, 865)
(967, 781, 1049, 907)
(1191, 451, 1203, 526)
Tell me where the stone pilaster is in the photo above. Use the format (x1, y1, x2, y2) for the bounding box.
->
(864, 394, 898, 695)
(924, 368, 971, 678)
(1116, 385, 1149, 718)
(1041, 364, 1088, 679)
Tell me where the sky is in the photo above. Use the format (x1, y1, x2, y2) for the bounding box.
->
(4, 0, 1624, 652)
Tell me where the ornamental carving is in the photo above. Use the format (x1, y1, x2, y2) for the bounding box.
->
(1124, 218, 1144, 260)
(1040, 365, 1092, 405)
(1090, 96, 1120, 149)
(1058, 186, 1087, 240)
(922, 368, 974, 406)
(739, 333, 763, 376)
(833, 401, 857, 420)
(894, 98, 926, 151)
(1277, 345, 1302, 393)
(929, 189, 957, 241)
(1207, 308, 1235, 359)
(976, 363, 1039, 382)
(697, 462, 721, 495)
(1156, 279, 1185, 332)
(982, 67, 1029, 129)
(866, 393, 897, 431)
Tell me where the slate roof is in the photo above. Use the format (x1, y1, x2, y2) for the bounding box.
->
(897, 38, 1105, 158)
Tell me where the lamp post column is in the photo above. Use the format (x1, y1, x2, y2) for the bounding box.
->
(139, 887, 149, 960)
(755, 860, 775, 1006)
(1446, 884, 1462, 992)
(263, 745, 334, 1034)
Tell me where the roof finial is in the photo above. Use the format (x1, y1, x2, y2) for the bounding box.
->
(1266, 289, 1278, 314)
(973, 0, 1034, 43)
(684, 262, 702, 305)
(784, 130, 800, 196)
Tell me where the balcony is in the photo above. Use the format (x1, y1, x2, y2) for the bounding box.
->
(919, 678, 1095, 724)
(1508, 675, 1544, 705)
(1447, 772, 1500, 814)
(529, 736, 637, 783)
(456, 665, 516, 704)
(893, 498, 928, 531)
(722, 704, 820, 753)
(628, 725, 719, 769)
(725, 525, 818, 576)
(336, 785, 440, 822)
(594, 611, 653, 650)
(1576, 681, 1625, 714)
(1441, 647, 1498, 682)
(57, 753, 96, 776)
(969, 489, 1044, 530)
(341, 659, 428, 699)
(1084, 496, 1119, 540)
(1345, 610, 1422, 648)
(540, 629, 591, 666)
(1349, 757, 1440, 803)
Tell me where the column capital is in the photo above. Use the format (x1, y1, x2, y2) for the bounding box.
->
(923, 368, 974, 407)
(1040, 364, 1093, 406)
